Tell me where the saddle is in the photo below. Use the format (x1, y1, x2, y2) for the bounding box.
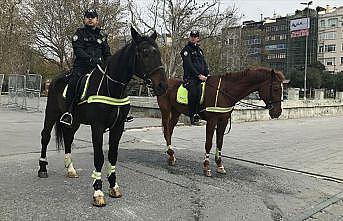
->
(62, 73, 92, 102)
(176, 82, 205, 105)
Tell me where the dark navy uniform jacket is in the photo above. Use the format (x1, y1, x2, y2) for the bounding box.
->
(180, 41, 209, 81)
(72, 26, 111, 74)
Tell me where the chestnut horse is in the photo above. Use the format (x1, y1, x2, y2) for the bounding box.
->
(157, 67, 285, 176)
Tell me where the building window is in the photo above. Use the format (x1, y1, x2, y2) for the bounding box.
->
(319, 46, 324, 53)
(326, 58, 335, 66)
(319, 32, 336, 40)
(328, 18, 338, 27)
(265, 44, 286, 51)
(341, 57, 343, 65)
(325, 44, 336, 52)
(320, 20, 325, 27)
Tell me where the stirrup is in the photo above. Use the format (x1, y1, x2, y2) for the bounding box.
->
(60, 112, 73, 126)
(125, 115, 134, 122)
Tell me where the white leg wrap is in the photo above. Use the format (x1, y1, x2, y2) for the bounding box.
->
(91, 170, 102, 182)
(204, 153, 210, 161)
(40, 157, 48, 162)
(93, 190, 104, 197)
(64, 154, 72, 168)
(107, 163, 116, 177)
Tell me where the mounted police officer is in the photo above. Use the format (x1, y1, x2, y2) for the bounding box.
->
(60, 9, 111, 126)
(181, 30, 209, 125)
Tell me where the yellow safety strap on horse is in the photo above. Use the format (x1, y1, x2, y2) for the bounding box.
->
(80, 73, 92, 100)
(86, 95, 130, 106)
(214, 77, 222, 107)
(62, 85, 68, 98)
(215, 148, 221, 158)
(107, 164, 116, 177)
(205, 106, 234, 113)
(91, 170, 102, 180)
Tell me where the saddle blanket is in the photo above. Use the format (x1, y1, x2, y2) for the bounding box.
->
(176, 82, 205, 105)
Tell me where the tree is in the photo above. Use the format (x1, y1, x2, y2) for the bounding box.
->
(336, 72, 343, 91)
(0, 0, 31, 74)
(23, 0, 125, 72)
(127, 0, 239, 78)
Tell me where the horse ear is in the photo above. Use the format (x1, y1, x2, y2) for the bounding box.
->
(131, 26, 142, 43)
(150, 30, 157, 41)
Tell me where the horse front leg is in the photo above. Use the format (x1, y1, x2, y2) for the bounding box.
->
(91, 124, 106, 207)
(215, 117, 229, 174)
(63, 124, 80, 178)
(203, 119, 217, 177)
(166, 109, 181, 166)
(107, 121, 124, 199)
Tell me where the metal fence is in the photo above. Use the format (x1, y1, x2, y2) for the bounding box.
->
(5, 74, 42, 111)
(0, 74, 4, 104)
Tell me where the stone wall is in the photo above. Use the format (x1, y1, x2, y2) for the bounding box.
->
(129, 96, 343, 122)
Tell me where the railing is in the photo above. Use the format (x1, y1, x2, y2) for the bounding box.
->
(2, 74, 42, 111)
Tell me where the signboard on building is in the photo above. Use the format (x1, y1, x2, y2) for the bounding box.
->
(291, 29, 309, 38)
(290, 18, 310, 31)
(290, 17, 310, 38)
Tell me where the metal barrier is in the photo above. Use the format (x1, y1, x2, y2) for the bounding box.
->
(6, 74, 42, 111)
(0, 74, 4, 104)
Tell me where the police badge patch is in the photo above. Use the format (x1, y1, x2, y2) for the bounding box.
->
(72, 35, 78, 41)
(183, 51, 188, 56)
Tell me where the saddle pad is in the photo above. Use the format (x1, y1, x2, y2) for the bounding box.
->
(176, 82, 205, 105)
(62, 73, 91, 101)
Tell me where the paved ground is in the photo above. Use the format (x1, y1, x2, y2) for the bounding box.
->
(0, 107, 343, 221)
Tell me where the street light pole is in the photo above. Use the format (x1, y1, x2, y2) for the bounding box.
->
(301, 1, 312, 100)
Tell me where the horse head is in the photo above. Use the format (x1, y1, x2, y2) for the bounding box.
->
(131, 27, 168, 96)
(257, 69, 285, 119)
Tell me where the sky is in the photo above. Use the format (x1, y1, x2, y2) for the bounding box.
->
(226, 0, 343, 21)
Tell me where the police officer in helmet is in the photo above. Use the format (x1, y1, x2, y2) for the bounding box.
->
(180, 30, 209, 125)
(60, 9, 111, 126)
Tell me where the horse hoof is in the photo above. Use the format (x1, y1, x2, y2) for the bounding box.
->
(167, 157, 176, 166)
(203, 169, 212, 177)
(216, 166, 226, 174)
(93, 196, 106, 207)
(66, 171, 79, 178)
(109, 187, 122, 198)
(38, 171, 48, 178)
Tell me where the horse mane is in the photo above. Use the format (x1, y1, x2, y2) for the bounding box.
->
(106, 41, 136, 83)
(222, 67, 285, 82)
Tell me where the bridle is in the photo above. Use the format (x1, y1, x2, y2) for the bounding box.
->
(134, 42, 165, 92)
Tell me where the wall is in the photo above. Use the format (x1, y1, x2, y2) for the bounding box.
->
(129, 96, 343, 123)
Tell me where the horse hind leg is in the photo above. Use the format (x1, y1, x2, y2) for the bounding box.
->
(203, 119, 217, 177)
(38, 107, 60, 178)
(63, 125, 80, 178)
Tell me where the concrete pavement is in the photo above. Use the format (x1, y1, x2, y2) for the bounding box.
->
(0, 107, 343, 220)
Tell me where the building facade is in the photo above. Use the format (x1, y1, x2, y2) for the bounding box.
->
(317, 6, 343, 73)
(264, 17, 289, 74)
(287, 8, 318, 74)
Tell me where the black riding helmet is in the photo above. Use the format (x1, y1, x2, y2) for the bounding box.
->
(84, 9, 98, 18)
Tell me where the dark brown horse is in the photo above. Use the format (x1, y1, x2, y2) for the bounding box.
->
(157, 67, 285, 176)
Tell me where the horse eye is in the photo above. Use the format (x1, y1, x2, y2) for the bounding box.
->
(142, 48, 149, 54)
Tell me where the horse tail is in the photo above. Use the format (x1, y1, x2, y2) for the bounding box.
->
(54, 122, 64, 151)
